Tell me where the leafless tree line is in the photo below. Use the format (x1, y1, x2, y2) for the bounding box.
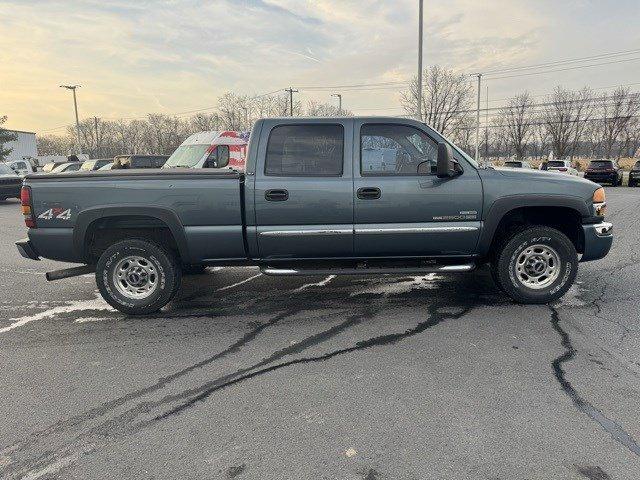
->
(402, 66, 640, 161)
(37, 92, 352, 157)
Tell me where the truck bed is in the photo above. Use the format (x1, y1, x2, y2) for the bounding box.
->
(24, 169, 247, 264)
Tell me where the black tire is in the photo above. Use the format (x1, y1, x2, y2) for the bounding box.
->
(489, 262, 505, 292)
(96, 238, 181, 315)
(493, 226, 578, 304)
(629, 180, 636, 187)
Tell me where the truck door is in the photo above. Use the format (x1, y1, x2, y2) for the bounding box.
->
(253, 120, 354, 260)
(353, 120, 482, 257)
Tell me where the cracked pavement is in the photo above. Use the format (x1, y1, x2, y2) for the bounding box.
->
(0, 188, 639, 480)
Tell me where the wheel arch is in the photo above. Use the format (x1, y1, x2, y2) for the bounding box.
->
(479, 195, 590, 258)
(74, 206, 191, 263)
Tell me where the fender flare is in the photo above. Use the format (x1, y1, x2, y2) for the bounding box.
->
(478, 194, 590, 256)
(73, 206, 191, 262)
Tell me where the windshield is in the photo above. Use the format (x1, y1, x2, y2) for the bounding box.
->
(548, 161, 565, 168)
(504, 161, 522, 168)
(590, 160, 613, 168)
(0, 164, 16, 175)
(52, 163, 76, 173)
(80, 161, 96, 171)
(163, 144, 210, 168)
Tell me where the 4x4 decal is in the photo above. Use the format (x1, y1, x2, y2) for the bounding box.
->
(38, 208, 72, 221)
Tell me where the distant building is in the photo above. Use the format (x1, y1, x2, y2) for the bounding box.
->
(4, 130, 37, 163)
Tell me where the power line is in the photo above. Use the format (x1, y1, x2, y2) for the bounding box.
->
(485, 56, 640, 80)
(481, 47, 640, 75)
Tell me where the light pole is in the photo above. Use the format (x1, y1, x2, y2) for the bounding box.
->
(473, 73, 482, 163)
(417, 0, 424, 122)
(60, 85, 82, 154)
(331, 94, 343, 114)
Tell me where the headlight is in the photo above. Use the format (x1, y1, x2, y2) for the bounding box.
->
(593, 187, 606, 216)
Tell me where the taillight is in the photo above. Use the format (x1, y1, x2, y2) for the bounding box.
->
(21, 186, 36, 228)
(559, 168, 567, 172)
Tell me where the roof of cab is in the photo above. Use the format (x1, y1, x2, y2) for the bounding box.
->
(181, 131, 250, 146)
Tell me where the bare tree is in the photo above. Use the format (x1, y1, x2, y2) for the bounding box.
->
(597, 87, 640, 158)
(36, 134, 74, 156)
(500, 92, 535, 159)
(401, 65, 474, 135)
(189, 113, 222, 132)
(541, 87, 591, 159)
(306, 100, 352, 117)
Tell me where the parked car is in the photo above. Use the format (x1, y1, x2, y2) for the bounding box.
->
(547, 160, 579, 176)
(42, 155, 86, 173)
(50, 162, 82, 173)
(16, 117, 613, 315)
(163, 131, 249, 171)
(80, 159, 112, 172)
(583, 159, 623, 186)
(6, 159, 36, 177)
(629, 160, 640, 187)
(503, 160, 532, 169)
(112, 155, 169, 169)
(42, 162, 66, 173)
(0, 163, 22, 201)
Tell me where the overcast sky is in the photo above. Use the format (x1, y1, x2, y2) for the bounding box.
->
(2, 0, 639, 133)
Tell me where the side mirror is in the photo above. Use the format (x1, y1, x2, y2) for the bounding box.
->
(437, 142, 457, 178)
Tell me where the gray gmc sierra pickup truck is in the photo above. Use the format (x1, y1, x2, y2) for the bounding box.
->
(16, 117, 613, 314)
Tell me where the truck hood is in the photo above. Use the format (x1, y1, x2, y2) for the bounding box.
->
(493, 167, 594, 187)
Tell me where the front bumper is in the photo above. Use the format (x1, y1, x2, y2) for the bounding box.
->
(16, 238, 40, 261)
(581, 222, 613, 262)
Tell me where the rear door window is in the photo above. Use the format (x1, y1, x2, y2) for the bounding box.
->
(265, 125, 344, 176)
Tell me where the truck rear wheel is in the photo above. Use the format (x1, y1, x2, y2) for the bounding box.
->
(96, 239, 181, 315)
(493, 226, 578, 304)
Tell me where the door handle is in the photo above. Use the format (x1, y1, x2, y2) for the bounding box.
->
(357, 187, 381, 200)
(265, 189, 289, 202)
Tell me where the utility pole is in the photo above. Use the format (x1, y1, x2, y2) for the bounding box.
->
(285, 87, 299, 117)
(484, 86, 489, 160)
(474, 73, 482, 163)
(417, 0, 424, 122)
(94, 116, 99, 157)
(60, 84, 82, 154)
(331, 94, 343, 114)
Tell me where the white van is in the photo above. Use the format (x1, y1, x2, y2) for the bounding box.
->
(163, 131, 249, 170)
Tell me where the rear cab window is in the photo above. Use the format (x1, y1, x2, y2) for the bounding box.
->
(590, 160, 614, 168)
(548, 161, 566, 168)
(265, 125, 344, 176)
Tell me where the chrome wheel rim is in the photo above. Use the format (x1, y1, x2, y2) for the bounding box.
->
(113, 255, 159, 300)
(514, 244, 561, 290)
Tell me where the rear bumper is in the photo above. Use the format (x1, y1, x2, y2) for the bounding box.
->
(584, 172, 617, 183)
(581, 222, 613, 262)
(16, 238, 40, 260)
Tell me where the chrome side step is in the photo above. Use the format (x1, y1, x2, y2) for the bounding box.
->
(260, 263, 476, 277)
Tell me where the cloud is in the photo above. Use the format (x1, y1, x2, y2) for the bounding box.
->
(1, 0, 639, 132)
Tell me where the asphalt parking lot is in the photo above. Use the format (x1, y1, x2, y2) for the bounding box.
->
(0, 189, 639, 480)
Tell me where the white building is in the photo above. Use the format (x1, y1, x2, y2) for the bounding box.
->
(4, 130, 37, 163)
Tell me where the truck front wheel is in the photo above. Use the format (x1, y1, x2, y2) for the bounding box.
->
(96, 239, 182, 315)
(493, 226, 578, 304)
